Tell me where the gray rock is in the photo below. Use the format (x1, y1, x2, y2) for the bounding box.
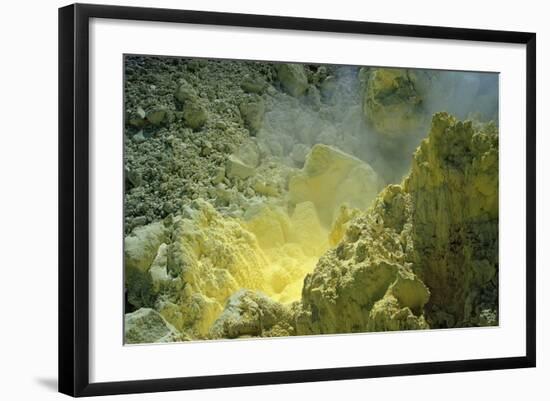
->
(174, 80, 197, 103)
(306, 85, 322, 110)
(226, 155, 255, 180)
(209, 290, 294, 339)
(149, 243, 170, 288)
(320, 75, 337, 100)
(146, 107, 167, 126)
(125, 222, 169, 308)
(125, 308, 184, 344)
(132, 130, 146, 143)
(136, 106, 146, 119)
(125, 167, 142, 188)
(131, 216, 147, 228)
(128, 106, 147, 128)
(239, 96, 265, 133)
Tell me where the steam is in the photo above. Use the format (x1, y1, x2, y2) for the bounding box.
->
(257, 64, 498, 185)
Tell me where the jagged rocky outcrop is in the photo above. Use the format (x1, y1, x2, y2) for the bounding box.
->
(210, 290, 295, 339)
(296, 112, 498, 334)
(289, 144, 382, 226)
(405, 113, 499, 327)
(296, 184, 430, 335)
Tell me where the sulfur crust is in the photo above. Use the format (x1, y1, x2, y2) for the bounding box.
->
(125, 143, 382, 339)
(124, 108, 498, 341)
(122, 57, 500, 343)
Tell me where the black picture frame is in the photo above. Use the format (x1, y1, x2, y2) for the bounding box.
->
(58, 3, 536, 397)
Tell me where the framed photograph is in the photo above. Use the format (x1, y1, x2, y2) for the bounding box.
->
(58, 3, 536, 397)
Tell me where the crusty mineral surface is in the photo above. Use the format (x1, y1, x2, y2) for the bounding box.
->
(210, 290, 295, 339)
(296, 113, 498, 334)
(123, 56, 499, 343)
(361, 68, 427, 138)
(125, 308, 187, 344)
(405, 113, 499, 327)
(289, 144, 382, 226)
(296, 184, 430, 334)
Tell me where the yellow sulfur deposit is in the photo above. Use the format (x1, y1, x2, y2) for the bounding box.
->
(241, 200, 329, 303)
(161, 199, 328, 335)
(289, 144, 382, 226)
(125, 144, 383, 339)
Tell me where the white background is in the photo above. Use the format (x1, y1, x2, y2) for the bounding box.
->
(0, 0, 546, 400)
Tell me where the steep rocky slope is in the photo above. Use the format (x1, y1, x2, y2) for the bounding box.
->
(406, 113, 499, 327)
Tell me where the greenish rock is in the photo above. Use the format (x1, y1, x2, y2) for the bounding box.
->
(136, 106, 146, 119)
(367, 295, 429, 332)
(288, 144, 382, 226)
(404, 112, 499, 327)
(131, 215, 147, 228)
(239, 96, 265, 133)
(276, 63, 309, 97)
(128, 106, 147, 128)
(320, 75, 337, 100)
(146, 107, 167, 126)
(362, 68, 426, 138)
(186, 59, 206, 72)
(183, 100, 207, 130)
(211, 166, 226, 185)
(125, 221, 168, 272)
(297, 257, 429, 335)
(240, 75, 267, 94)
(174, 80, 208, 129)
(132, 130, 146, 143)
(125, 222, 169, 308)
(174, 80, 198, 103)
(289, 143, 309, 166)
(226, 155, 255, 180)
(209, 290, 295, 339)
(296, 113, 499, 334)
(388, 269, 430, 314)
(125, 268, 156, 310)
(305, 85, 321, 110)
(235, 139, 261, 167)
(311, 66, 328, 85)
(296, 182, 429, 335)
(149, 243, 170, 290)
(125, 308, 185, 344)
(125, 167, 142, 188)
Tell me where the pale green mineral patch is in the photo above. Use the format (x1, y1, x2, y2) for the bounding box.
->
(125, 308, 187, 344)
(362, 68, 426, 138)
(210, 290, 295, 339)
